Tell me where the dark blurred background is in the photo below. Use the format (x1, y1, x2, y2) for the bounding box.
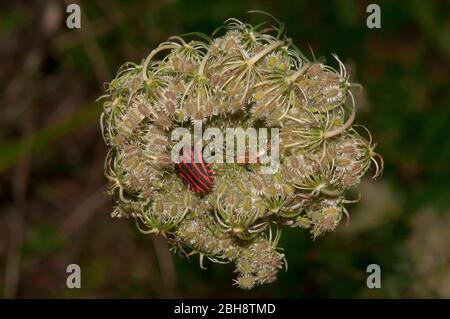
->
(0, 0, 449, 298)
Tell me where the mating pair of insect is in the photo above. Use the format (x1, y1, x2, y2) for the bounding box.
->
(175, 145, 268, 193)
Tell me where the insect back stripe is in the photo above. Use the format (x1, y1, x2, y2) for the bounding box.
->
(181, 162, 211, 192)
(180, 147, 211, 191)
(178, 170, 200, 192)
(193, 146, 213, 183)
(178, 159, 204, 192)
(183, 149, 211, 190)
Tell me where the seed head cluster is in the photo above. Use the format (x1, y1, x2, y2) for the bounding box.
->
(100, 18, 383, 289)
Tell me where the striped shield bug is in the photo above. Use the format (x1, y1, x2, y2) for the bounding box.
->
(175, 145, 214, 193)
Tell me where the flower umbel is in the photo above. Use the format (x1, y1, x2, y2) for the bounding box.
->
(100, 16, 382, 289)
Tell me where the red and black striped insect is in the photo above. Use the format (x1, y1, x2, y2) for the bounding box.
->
(175, 145, 214, 193)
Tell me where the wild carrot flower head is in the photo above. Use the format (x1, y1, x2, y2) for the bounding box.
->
(100, 15, 382, 289)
